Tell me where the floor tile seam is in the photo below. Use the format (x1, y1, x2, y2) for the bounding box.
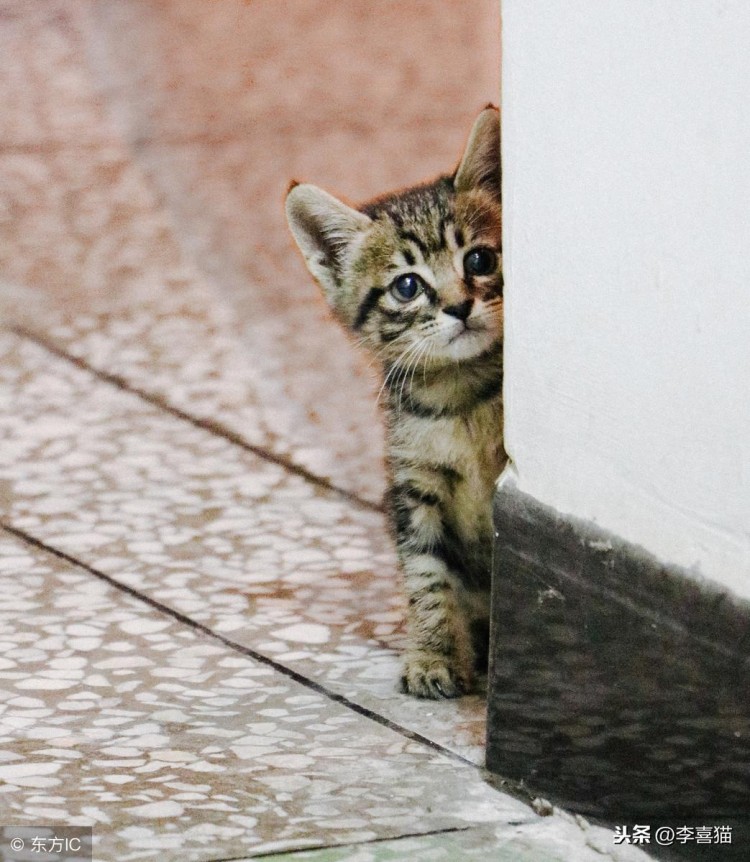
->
(0, 140, 119, 155)
(0, 520, 476, 773)
(10, 325, 383, 515)
(201, 826, 478, 862)
(128, 116, 472, 150)
(0, 113, 460, 157)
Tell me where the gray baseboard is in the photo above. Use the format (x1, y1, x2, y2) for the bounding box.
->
(487, 482, 750, 860)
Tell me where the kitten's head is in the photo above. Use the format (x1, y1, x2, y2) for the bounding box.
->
(285, 107, 502, 370)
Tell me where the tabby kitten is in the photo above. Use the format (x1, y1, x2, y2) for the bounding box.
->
(285, 107, 505, 698)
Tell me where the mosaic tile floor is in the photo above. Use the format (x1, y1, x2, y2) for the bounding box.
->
(1, 2, 653, 859)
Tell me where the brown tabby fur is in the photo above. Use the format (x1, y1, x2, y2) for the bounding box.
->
(286, 108, 505, 698)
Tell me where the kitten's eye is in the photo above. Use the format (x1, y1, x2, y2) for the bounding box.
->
(464, 247, 497, 277)
(391, 273, 424, 302)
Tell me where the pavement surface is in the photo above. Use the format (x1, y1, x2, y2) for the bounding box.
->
(0, 2, 653, 859)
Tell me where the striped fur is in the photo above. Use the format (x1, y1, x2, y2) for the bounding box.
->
(286, 108, 505, 698)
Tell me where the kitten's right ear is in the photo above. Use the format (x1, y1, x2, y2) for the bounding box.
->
(285, 183, 372, 302)
(454, 106, 501, 200)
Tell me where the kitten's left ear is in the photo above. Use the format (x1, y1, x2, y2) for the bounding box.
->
(454, 106, 501, 199)
(285, 183, 372, 304)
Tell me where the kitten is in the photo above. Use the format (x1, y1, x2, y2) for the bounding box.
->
(285, 107, 505, 698)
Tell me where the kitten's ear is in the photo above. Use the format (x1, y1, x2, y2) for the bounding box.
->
(454, 106, 501, 199)
(285, 183, 372, 302)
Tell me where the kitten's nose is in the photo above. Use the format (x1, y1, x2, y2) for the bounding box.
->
(443, 299, 474, 321)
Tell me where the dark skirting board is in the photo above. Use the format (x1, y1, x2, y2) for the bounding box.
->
(487, 482, 750, 861)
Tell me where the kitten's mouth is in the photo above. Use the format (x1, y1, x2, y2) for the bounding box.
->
(440, 321, 497, 363)
(449, 323, 485, 343)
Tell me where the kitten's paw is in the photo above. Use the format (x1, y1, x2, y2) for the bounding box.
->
(400, 650, 472, 699)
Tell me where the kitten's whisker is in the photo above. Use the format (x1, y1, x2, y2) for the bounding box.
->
(376, 337, 422, 407)
(405, 338, 433, 412)
(407, 339, 430, 405)
(423, 339, 437, 385)
(396, 340, 426, 413)
(395, 338, 427, 414)
(376, 361, 402, 407)
(363, 331, 414, 389)
(398, 348, 417, 413)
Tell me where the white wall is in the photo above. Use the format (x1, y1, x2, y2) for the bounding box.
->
(501, 0, 750, 599)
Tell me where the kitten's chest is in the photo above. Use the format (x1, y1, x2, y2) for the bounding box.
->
(448, 406, 505, 542)
(392, 397, 505, 542)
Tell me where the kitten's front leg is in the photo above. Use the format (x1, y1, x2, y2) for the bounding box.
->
(400, 554, 475, 698)
(390, 485, 474, 698)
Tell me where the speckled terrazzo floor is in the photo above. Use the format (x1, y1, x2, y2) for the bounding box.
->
(1, 2, 653, 859)
(0, 337, 652, 861)
(0, 528, 525, 860)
